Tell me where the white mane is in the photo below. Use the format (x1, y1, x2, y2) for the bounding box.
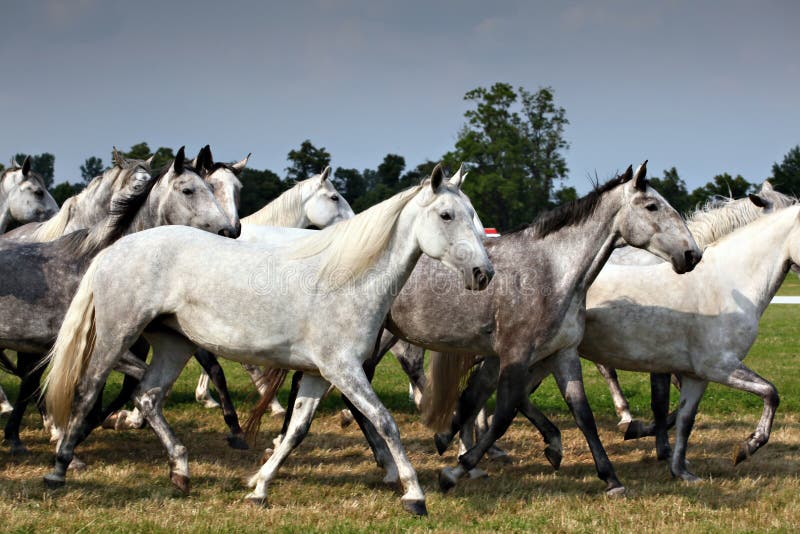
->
(288, 184, 425, 286)
(241, 178, 311, 226)
(686, 191, 796, 248)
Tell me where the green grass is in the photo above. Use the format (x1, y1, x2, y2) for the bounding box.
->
(1, 275, 799, 531)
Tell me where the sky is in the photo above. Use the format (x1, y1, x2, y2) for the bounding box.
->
(1, 0, 798, 193)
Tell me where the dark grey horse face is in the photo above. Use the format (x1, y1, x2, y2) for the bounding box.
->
(617, 162, 702, 274)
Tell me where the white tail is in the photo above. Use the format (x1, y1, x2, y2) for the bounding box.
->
(418, 351, 476, 432)
(43, 253, 105, 429)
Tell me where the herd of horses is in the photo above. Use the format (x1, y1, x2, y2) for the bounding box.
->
(0, 145, 794, 516)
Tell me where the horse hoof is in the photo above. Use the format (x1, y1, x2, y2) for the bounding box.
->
(438, 467, 458, 493)
(43, 473, 66, 489)
(226, 435, 250, 450)
(605, 485, 627, 497)
(260, 449, 273, 464)
(201, 399, 221, 409)
(245, 495, 269, 508)
(401, 498, 428, 516)
(544, 446, 562, 471)
(434, 433, 451, 456)
(733, 442, 750, 465)
(101, 413, 121, 429)
(339, 409, 354, 428)
(270, 408, 286, 418)
(623, 420, 648, 440)
(170, 472, 191, 494)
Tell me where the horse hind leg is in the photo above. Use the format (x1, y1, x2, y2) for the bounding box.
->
(649, 373, 672, 461)
(246, 373, 329, 507)
(595, 363, 634, 428)
(134, 330, 197, 493)
(4, 353, 47, 454)
(194, 371, 219, 408)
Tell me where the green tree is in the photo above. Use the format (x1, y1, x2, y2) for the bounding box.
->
(553, 186, 578, 206)
(375, 154, 405, 188)
(688, 173, 752, 207)
(238, 167, 290, 217)
(769, 145, 800, 195)
(286, 140, 331, 182)
(119, 143, 175, 170)
(50, 181, 84, 205)
(443, 83, 569, 230)
(80, 156, 105, 183)
(332, 167, 367, 206)
(13, 152, 55, 188)
(649, 167, 691, 214)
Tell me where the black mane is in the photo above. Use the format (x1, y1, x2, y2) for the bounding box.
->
(509, 171, 639, 238)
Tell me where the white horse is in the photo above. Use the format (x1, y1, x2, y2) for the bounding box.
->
(578, 204, 800, 481)
(43, 165, 492, 515)
(192, 165, 355, 412)
(1, 149, 152, 242)
(0, 156, 58, 233)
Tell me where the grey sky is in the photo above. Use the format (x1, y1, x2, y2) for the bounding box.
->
(1, 0, 798, 193)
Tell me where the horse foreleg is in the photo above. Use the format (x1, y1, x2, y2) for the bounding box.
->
(246, 373, 329, 507)
(323, 360, 427, 516)
(594, 362, 634, 428)
(194, 371, 219, 408)
(194, 349, 247, 450)
(440, 361, 527, 492)
(669, 376, 707, 482)
(551, 348, 625, 495)
(0, 384, 12, 415)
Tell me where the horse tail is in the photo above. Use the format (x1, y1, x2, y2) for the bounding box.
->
(242, 367, 289, 445)
(419, 351, 476, 432)
(43, 253, 104, 429)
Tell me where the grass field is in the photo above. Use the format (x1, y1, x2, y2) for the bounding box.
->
(1, 278, 800, 532)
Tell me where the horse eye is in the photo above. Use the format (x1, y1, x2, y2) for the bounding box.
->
(645, 203, 658, 211)
(440, 212, 453, 221)
(34, 189, 44, 197)
(331, 194, 339, 202)
(182, 188, 194, 195)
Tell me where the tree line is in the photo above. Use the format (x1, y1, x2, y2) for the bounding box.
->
(4, 83, 800, 229)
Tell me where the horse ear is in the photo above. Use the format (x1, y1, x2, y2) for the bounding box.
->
(190, 146, 205, 169)
(144, 154, 155, 168)
(204, 145, 214, 168)
(319, 166, 331, 183)
(231, 153, 250, 175)
(448, 163, 466, 189)
(620, 165, 633, 183)
(632, 160, 648, 192)
(21, 156, 31, 176)
(760, 180, 774, 192)
(430, 163, 444, 193)
(748, 193, 769, 208)
(112, 146, 127, 167)
(172, 146, 186, 175)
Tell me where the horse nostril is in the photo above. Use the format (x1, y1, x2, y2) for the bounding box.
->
(218, 228, 230, 237)
(234, 222, 242, 238)
(472, 266, 492, 289)
(684, 250, 700, 270)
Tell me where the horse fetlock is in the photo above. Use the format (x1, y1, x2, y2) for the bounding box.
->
(9, 441, 30, 455)
(226, 433, 249, 450)
(438, 466, 461, 493)
(467, 467, 489, 479)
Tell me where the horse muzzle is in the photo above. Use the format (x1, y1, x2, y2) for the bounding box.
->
(468, 265, 494, 291)
(674, 248, 702, 274)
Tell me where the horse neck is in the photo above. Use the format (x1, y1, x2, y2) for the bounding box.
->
(708, 208, 798, 314)
(524, 186, 625, 295)
(344, 201, 423, 320)
(242, 184, 306, 227)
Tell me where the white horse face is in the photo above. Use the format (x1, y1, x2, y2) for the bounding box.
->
(304, 167, 355, 228)
(3, 163, 59, 222)
(206, 166, 243, 237)
(158, 154, 236, 237)
(617, 162, 702, 274)
(415, 166, 494, 290)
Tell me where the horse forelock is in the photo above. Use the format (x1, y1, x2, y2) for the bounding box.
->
(287, 184, 425, 286)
